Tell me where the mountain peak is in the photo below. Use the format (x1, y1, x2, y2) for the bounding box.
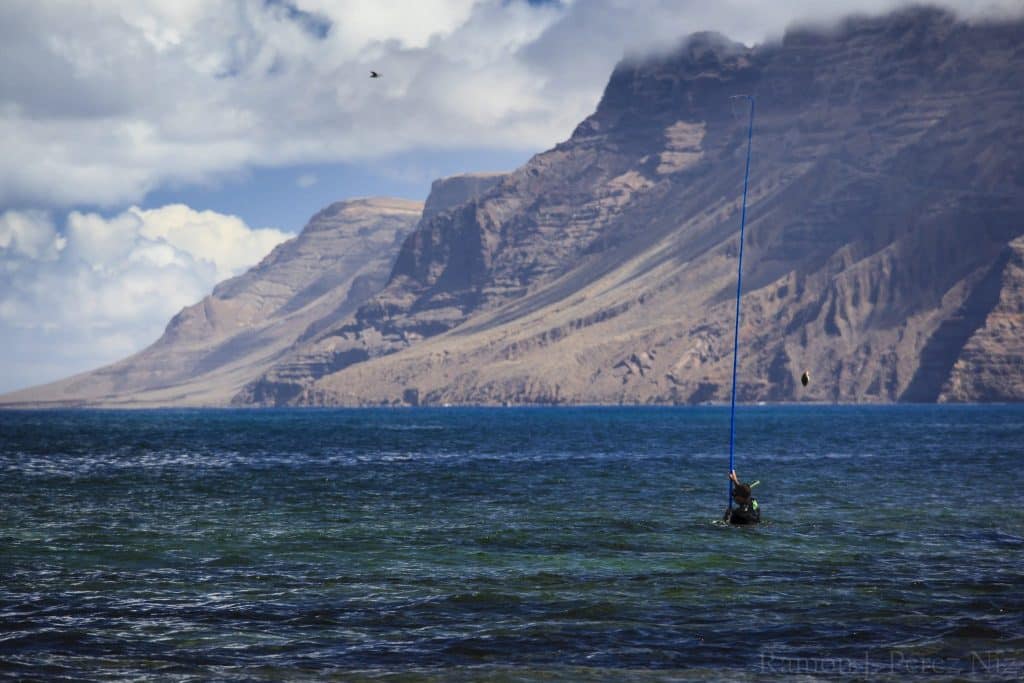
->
(305, 197, 422, 230)
(422, 173, 509, 222)
(0, 197, 422, 407)
(271, 6, 1023, 407)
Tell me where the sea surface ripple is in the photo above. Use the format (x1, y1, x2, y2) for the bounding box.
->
(1, 406, 1022, 680)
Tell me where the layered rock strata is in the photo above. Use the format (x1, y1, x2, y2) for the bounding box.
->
(5, 7, 1023, 408)
(239, 8, 1024, 406)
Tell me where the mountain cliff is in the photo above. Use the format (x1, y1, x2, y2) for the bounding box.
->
(4, 7, 1022, 408)
(237, 7, 1024, 406)
(0, 198, 422, 406)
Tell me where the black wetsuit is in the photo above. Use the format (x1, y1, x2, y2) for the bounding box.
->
(725, 499, 760, 525)
(729, 483, 761, 528)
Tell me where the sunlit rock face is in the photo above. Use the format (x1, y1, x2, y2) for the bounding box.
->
(1, 198, 422, 407)
(7, 7, 1023, 408)
(239, 8, 1023, 406)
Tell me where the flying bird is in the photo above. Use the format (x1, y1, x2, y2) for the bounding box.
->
(369, 71, 381, 78)
(801, 370, 810, 387)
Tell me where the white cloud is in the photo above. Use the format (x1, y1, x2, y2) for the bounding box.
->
(0, 210, 64, 260)
(2, 0, 1018, 210)
(296, 172, 318, 188)
(130, 204, 289, 280)
(0, 206, 288, 392)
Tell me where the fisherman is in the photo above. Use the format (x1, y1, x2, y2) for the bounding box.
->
(725, 469, 760, 525)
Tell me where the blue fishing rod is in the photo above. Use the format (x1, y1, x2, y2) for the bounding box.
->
(728, 95, 755, 512)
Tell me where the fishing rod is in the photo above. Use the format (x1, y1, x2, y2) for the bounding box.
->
(727, 94, 755, 512)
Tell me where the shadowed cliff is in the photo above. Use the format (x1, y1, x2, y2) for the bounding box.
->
(237, 7, 1024, 406)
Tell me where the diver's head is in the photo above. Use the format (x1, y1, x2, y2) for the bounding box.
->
(732, 482, 752, 504)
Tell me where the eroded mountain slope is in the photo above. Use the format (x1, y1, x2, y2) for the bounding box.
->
(238, 8, 1024, 406)
(1, 198, 422, 406)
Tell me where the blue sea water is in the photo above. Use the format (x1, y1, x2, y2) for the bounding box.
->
(1, 406, 1022, 681)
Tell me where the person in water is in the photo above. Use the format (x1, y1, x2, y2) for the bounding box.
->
(725, 469, 761, 525)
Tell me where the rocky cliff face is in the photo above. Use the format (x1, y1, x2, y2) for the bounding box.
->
(939, 236, 1024, 402)
(6, 7, 1022, 408)
(239, 7, 1024, 406)
(421, 173, 507, 223)
(0, 198, 422, 407)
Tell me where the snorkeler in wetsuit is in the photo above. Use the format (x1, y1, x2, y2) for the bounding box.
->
(725, 469, 761, 525)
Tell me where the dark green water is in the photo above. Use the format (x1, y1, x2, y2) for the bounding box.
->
(1, 406, 1022, 680)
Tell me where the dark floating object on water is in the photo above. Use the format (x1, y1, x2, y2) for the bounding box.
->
(725, 478, 761, 525)
(369, 70, 381, 78)
(801, 370, 810, 387)
(724, 505, 760, 525)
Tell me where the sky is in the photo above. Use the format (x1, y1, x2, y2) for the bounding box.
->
(1, 0, 1021, 393)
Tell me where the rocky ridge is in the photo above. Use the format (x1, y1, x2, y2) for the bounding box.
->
(3, 7, 1022, 408)
(0, 198, 422, 407)
(238, 7, 1024, 406)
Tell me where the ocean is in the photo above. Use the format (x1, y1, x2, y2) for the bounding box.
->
(1, 406, 1022, 680)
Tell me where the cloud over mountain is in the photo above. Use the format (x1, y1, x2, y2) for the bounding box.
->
(0, 206, 287, 391)
(1, 0, 1019, 210)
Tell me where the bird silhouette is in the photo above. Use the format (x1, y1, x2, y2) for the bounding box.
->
(801, 370, 810, 387)
(369, 71, 381, 78)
